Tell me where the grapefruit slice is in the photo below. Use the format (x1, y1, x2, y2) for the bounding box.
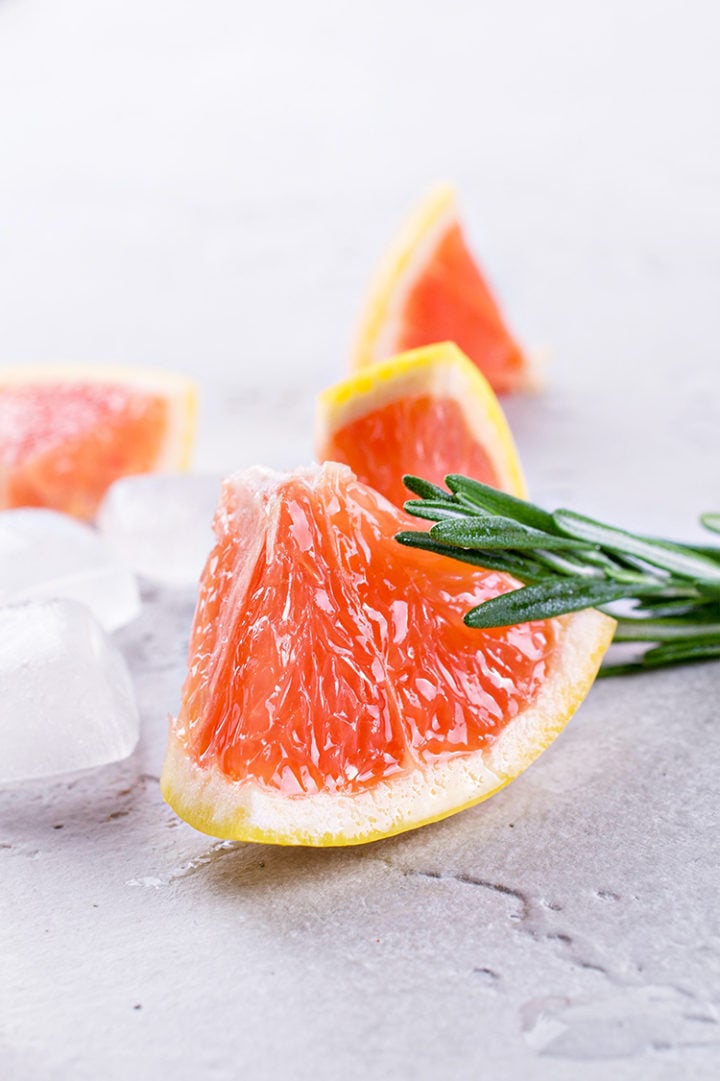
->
(353, 184, 532, 394)
(316, 342, 526, 509)
(162, 462, 614, 846)
(0, 366, 197, 519)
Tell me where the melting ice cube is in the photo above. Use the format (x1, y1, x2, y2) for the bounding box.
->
(97, 473, 222, 587)
(0, 508, 140, 631)
(0, 599, 140, 784)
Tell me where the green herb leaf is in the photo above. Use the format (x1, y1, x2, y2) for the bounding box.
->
(553, 510, 720, 583)
(701, 512, 720, 536)
(431, 516, 594, 552)
(599, 637, 720, 675)
(394, 531, 548, 580)
(445, 475, 558, 533)
(641, 637, 720, 667)
(613, 617, 720, 643)
(530, 549, 606, 578)
(464, 578, 642, 628)
(398, 472, 720, 674)
(630, 597, 720, 620)
(402, 500, 477, 523)
(402, 475, 452, 501)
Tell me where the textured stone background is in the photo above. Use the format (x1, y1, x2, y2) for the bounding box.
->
(1, 1, 719, 1078)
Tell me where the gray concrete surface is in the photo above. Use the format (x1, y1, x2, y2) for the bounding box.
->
(1, 1, 719, 1078)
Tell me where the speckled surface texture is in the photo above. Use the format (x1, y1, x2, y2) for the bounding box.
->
(1, 2, 719, 1078)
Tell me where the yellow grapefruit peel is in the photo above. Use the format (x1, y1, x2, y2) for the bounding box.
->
(353, 183, 457, 371)
(162, 606, 613, 847)
(352, 184, 535, 394)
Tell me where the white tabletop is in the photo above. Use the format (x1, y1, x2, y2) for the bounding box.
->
(2, 2, 719, 1078)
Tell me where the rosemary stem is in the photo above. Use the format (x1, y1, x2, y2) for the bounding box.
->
(612, 618, 720, 643)
(399, 472, 720, 675)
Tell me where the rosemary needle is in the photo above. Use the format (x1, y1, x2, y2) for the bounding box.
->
(397, 473, 720, 675)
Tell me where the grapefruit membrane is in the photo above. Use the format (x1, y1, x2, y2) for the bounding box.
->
(316, 343, 526, 508)
(0, 365, 197, 519)
(353, 185, 534, 394)
(162, 462, 614, 846)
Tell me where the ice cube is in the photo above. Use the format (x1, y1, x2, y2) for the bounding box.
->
(97, 473, 222, 587)
(0, 508, 140, 631)
(0, 599, 140, 784)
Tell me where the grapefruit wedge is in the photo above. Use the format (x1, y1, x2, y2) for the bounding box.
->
(316, 343, 526, 509)
(0, 366, 197, 519)
(162, 463, 614, 846)
(353, 185, 532, 394)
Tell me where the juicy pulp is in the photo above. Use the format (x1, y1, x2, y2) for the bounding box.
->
(0, 383, 168, 518)
(395, 222, 526, 394)
(320, 393, 498, 508)
(177, 466, 556, 798)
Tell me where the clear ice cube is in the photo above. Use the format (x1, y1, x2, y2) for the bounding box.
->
(0, 508, 140, 631)
(0, 599, 140, 784)
(97, 473, 222, 587)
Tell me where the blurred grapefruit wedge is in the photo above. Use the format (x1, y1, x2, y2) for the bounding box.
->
(353, 185, 533, 394)
(0, 366, 197, 519)
(316, 342, 526, 508)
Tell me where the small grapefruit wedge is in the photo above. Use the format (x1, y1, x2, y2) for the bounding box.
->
(316, 343, 526, 509)
(0, 366, 197, 519)
(353, 185, 532, 394)
(162, 463, 614, 846)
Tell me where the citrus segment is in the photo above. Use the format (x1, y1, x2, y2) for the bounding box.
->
(322, 394, 498, 509)
(316, 343, 526, 507)
(162, 463, 615, 846)
(353, 185, 532, 394)
(0, 366, 197, 519)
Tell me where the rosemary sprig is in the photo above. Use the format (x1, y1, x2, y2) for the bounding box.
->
(397, 473, 720, 676)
